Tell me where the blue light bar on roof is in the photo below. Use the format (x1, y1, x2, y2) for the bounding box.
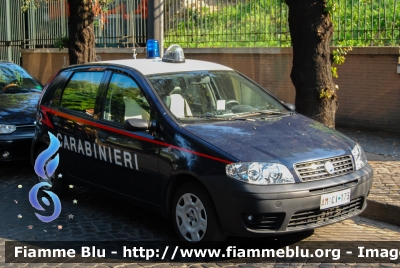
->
(146, 39, 160, 59)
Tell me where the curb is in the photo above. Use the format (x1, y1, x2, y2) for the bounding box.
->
(360, 200, 400, 226)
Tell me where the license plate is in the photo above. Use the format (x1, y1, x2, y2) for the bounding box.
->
(320, 189, 351, 210)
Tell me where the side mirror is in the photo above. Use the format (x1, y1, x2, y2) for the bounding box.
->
(283, 102, 296, 111)
(124, 119, 149, 131)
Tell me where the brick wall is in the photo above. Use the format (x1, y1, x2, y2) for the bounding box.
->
(21, 48, 147, 84)
(185, 49, 296, 105)
(332, 50, 400, 133)
(21, 47, 400, 132)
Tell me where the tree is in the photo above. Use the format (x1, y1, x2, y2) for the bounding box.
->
(67, 0, 96, 64)
(285, 0, 338, 129)
(22, 0, 112, 65)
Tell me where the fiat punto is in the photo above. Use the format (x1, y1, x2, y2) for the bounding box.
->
(32, 44, 373, 243)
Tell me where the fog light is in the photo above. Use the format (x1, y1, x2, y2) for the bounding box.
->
(248, 215, 253, 221)
(2, 151, 10, 158)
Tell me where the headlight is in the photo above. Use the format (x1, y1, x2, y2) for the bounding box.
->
(0, 124, 16, 134)
(226, 162, 295, 185)
(351, 144, 367, 170)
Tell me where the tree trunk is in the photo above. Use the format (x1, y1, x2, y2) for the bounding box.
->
(285, 0, 337, 129)
(68, 0, 96, 64)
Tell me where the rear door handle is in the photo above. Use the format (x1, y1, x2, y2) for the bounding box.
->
(97, 131, 109, 141)
(52, 116, 60, 126)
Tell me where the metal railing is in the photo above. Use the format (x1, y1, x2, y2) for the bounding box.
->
(0, 0, 148, 65)
(93, 0, 147, 47)
(24, 0, 147, 49)
(0, 0, 24, 63)
(164, 0, 291, 47)
(164, 0, 400, 47)
(331, 0, 399, 46)
(1, 0, 399, 66)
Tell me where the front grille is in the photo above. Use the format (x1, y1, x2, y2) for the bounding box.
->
(294, 155, 354, 182)
(243, 213, 285, 230)
(287, 197, 363, 230)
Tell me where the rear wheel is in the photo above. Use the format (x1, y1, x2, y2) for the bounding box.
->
(171, 182, 225, 243)
(35, 146, 68, 195)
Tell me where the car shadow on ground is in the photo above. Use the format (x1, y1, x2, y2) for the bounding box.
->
(0, 161, 314, 245)
(0, 161, 319, 264)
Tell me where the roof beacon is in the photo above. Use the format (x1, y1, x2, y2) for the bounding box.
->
(162, 44, 185, 63)
(146, 39, 160, 59)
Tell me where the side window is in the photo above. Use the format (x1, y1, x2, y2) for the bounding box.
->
(103, 73, 150, 124)
(60, 72, 104, 116)
(46, 72, 70, 108)
(49, 87, 63, 108)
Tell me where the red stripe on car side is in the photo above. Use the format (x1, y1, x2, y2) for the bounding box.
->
(40, 106, 232, 164)
(40, 110, 54, 129)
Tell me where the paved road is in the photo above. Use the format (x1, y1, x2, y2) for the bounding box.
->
(337, 128, 400, 224)
(1, 161, 400, 267)
(368, 161, 400, 206)
(337, 128, 400, 161)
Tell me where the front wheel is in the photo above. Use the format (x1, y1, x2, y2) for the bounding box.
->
(171, 182, 225, 243)
(35, 146, 68, 195)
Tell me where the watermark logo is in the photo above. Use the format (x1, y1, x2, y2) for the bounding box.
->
(29, 132, 62, 223)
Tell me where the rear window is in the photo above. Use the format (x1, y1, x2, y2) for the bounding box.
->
(60, 72, 104, 117)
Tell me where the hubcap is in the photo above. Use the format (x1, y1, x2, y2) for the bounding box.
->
(176, 193, 207, 242)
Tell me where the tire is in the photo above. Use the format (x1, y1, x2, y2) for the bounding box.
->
(171, 182, 226, 243)
(35, 145, 68, 195)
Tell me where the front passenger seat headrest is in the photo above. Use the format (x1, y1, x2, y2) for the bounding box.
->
(170, 86, 182, 95)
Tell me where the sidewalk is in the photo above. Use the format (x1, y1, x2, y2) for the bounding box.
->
(337, 127, 400, 226)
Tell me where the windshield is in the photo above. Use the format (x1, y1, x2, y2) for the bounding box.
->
(0, 64, 43, 93)
(148, 71, 289, 122)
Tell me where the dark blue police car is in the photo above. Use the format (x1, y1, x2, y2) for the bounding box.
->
(32, 44, 373, 243)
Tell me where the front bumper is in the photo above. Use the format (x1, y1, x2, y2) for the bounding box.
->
(203, 164, 373, 237)
(0, 127, 35, 161)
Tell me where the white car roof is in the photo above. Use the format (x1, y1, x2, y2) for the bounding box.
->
(99, 58, 233, 75)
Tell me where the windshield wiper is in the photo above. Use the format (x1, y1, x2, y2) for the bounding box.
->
(230, 110, 291, 119)
(184, 113, 231, 120)
(230, 112, 261, 119)
(258, 110, 291, 115)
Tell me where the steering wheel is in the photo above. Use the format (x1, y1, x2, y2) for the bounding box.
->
(2, 83, 19, 91)
(225, 99, 240, 110)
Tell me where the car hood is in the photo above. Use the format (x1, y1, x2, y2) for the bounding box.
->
(183, 114, 356, 166)
(0, 92, 40, 125)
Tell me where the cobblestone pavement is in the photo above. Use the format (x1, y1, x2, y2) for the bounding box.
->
(367, 161, 400, 206)
(1, 157, 400, 267)
(337, 128, 400, 207)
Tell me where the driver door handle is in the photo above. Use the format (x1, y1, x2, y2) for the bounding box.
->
(97, 131, 109, 141)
